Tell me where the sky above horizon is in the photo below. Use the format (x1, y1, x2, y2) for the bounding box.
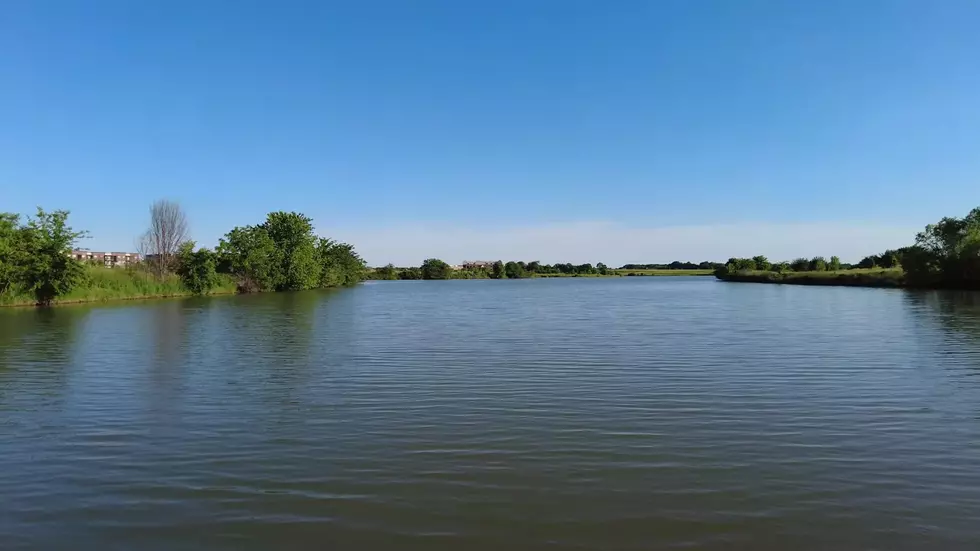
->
(3, 0, 979, 265)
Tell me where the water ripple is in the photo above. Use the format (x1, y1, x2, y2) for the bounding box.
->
(2, 280, 980, 550)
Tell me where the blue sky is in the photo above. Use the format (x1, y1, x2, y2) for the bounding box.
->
(3, 0, 979, 265)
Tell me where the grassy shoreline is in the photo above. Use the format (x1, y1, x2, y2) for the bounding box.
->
(0, 265, 238, 307)
(611, 269, 713, 277)
(715, 268, 906, 288)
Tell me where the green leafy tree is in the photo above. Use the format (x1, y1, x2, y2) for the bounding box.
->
(504, 261, 525, 279)
(724, 258, 757, 272)
(375, 264, 397, 280)
(398, 267, 422, 280)
(790, 258, 810, 272)
(752, 255, 772, 271)
(526, 261, 541, 274)
(420, 258, 452, 280)
(176, 242, 220, 295)
(857, 256, 876, 269)
(17, 209, 86, 305)
(217, 225, 277, 292)
(880, 251, 900, 268)
(773, 262, 791, 273)
(596, 262, 608, 275)
(262, 211, 319, 291)
(829, 256, 842, 271)
(905, 207, 980, 286)
(315, 238, 366, 287)
(809, 256, 828, 271)
(0, 213, 21, 297)
(491, 260, 505, 279)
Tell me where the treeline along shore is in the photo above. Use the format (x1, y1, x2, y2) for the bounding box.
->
(366, 259, 719, 280)
(0, 200, 715, 307)
(716, 206, 980, 290)
(0, 201, 366, 306)
(9, 201, 975, 307)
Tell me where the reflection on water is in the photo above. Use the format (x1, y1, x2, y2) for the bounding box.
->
(2, 280, 980, 550)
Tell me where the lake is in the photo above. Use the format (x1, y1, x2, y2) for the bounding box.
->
(2, 277, 980, 550)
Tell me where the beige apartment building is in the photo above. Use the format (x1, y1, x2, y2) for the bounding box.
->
(71, 250, 141, 268)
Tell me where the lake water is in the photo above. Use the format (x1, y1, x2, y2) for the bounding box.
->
(2, 277, 980, 550)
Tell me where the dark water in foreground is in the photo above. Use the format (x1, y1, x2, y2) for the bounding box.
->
(3, 278, 980, 550)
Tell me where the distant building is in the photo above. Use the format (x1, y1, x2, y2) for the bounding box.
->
(72, 250, 141, 268)
(461, 261, 494, 270)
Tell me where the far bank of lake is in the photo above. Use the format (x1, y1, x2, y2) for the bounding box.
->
(715, 268, 905, 288)
(716, 268, 980, 290)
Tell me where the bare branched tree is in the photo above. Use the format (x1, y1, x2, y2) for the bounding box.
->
(137, 200, 189, 277)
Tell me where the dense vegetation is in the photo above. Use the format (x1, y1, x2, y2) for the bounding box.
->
(716, 206, 980, 289)
(0, 207, 366, 306)
(1, 209, 89, 305)
(620, 261, 723, 271)
(368, 260, 616, 280)
(367, 260, 715, 280)
(216, 211, 365, 293)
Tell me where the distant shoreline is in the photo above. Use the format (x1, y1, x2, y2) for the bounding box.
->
(715, 270, 902, 288)
(366, 267, 714, 281)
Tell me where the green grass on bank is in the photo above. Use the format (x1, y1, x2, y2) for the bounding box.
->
(0, 265, 237, 307)
(530, 272, 616, 278)
(611, 269, 714, 277)
(717, 268, 905, 287)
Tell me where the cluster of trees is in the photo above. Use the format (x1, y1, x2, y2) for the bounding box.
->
(0, 201, 366, 306)
(135, 202, 366, 295)
(717, 206, 980, 289)
(370, 260, 613, 280)
(718, 255, 843, 276)
(857, 249, 906, 269)
(899, 207, 980, 287)
(620, 261, 722, 270)
(202, 211, 364, 293)
(0, 209, 86, 305)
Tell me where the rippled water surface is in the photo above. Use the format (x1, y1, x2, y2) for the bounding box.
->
(3, 278, 980, 550)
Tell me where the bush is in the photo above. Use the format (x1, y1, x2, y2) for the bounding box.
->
(177, 243, 220, 295)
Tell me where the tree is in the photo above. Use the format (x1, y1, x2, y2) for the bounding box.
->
(597, 262, 608, 275)
(420, 258, 452, 280)
(262, 211, 318, 291)
(138, 199, 189, 277)
(504, 261, 525, 279)
(857, 256, 876, 269)
(176, 242, 220, 295)
(880, 251, 900, 269)
(527, 261, 541, 274)
(491, 260, 505, 279)
(790, 258, 810, 272)
(829, 256, 842, 271)
(752, 255, 772, 272)
(217, 225, 277, 292)
(773, 262, 791, 273)
(0, 213, 21, 298)
(809, 256, 828, 271)
(724, 257, 757, 272)
(375, 264, 397, 280)
(17, 209, 86, 305)
(905, 207, 980, 286)
(315, 238, 365, 287)
(398, 267, 422, 280)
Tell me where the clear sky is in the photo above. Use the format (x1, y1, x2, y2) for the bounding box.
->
(3, 0, 979, 265)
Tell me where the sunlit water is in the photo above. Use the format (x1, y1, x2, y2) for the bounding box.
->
(2, 278, 980, 550)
